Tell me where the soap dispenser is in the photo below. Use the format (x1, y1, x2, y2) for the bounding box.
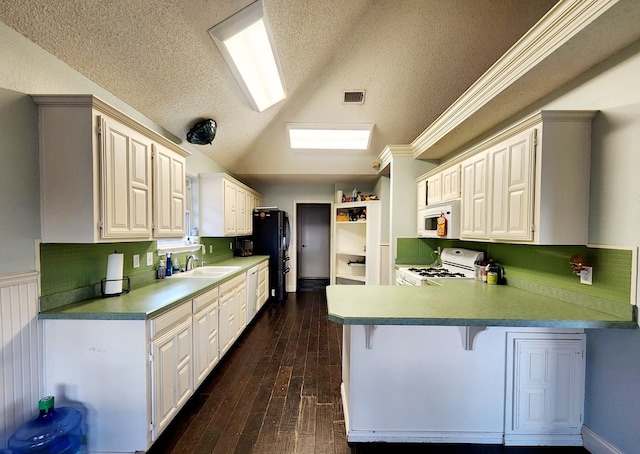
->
(166, 253, 173, 277)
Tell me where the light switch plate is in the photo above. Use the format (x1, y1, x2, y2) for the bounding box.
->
(146, 252, 153, 266)
(133, 254, 140, 269)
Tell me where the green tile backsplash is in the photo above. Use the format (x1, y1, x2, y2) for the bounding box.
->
(396, 238, 634, 317)
(39, 237, 236, 310)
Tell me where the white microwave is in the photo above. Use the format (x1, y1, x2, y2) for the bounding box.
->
(418, 200, 460, 239)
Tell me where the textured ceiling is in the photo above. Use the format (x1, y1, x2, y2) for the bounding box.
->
(0, 0, 559, 184)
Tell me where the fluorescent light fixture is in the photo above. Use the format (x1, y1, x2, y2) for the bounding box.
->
(287, 123, 374, 150)
(209, 1, 285, 112)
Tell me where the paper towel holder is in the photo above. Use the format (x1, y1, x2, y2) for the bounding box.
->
(101, 277, 131, 297)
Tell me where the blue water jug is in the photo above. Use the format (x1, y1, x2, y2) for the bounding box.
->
(8, 396, 82, 454)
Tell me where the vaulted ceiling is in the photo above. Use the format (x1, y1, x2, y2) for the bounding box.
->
(0, 1, 563, 183)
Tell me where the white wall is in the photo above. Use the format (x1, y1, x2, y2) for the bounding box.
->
(0, 89, 40, 275)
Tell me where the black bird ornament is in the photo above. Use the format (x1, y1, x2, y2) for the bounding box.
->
(187, 119, 217, 145)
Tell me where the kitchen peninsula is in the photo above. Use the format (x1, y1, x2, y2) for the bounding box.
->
(326, 283, 635, 446)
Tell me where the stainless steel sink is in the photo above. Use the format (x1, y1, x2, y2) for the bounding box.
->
(171, 265, 242, 279)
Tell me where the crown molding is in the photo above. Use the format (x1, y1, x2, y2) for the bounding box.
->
(412, 0, 639, 160)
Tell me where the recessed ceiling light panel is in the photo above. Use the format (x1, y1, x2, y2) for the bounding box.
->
(287, 123, 374, 150)
(209, 1, 285, 112)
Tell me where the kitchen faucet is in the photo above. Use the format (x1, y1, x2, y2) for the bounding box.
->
(186, 253, 199, 271)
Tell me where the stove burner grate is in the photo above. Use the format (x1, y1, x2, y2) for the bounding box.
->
(406, 267, 467, 278)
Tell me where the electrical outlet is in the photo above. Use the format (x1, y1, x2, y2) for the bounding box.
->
(133, 254, 140, 269)
(201, 244, 206, 255)
(580, 266, 593, 285)
(209, 245, 213, 254)
(146, 252, 153, 266)
(229, 241, 233, 250)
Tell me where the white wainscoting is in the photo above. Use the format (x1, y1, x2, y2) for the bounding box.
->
(0, 271, 42, 447)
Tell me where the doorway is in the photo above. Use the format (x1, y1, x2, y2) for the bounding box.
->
(296, 203, 331, 291)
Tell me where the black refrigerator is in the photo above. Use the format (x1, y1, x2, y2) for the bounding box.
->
(252, 208, 290, 301)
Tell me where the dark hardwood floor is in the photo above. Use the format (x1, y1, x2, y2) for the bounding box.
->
(147, 290, 589, 454)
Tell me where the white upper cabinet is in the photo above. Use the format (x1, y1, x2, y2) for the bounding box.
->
(417, 164, 460, 213)
(199, 173, 263, 237)
(460, 151, 488, 239)
(417, 178, 428, 211)
(441, 165, 461, 201)
(456, 110, 596, 244)
(153, 143, 186, 238)
(33, 94, 190, 243)
(100, 115, 153, 239)
(427, 173, 442, 205)
(487, 129, 535, 241)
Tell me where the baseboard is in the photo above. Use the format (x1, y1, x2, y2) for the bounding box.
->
(582, 426, 624, 454)
(346, 430, 503, 444)
(504, 433, 583, 446)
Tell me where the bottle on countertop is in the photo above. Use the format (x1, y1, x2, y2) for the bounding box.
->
(166, 253, 173, 277)
(486, 259, 499, 285)
(172, 256, 180, 273)
(157, 260, 166, 279)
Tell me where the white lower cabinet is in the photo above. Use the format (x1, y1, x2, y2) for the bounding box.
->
(235, 277, 247, 337)
(505, 331, 586, 446)
(42, 263, 266, 453)
(257, 260, 269, 311)
(192, 287, 220, 388)
(149, 303, 193, 440)
(219, 276, 239, 356)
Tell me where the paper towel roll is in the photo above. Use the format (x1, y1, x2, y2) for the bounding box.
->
(105, 253, 124, 295)
(336, 190, 343, 203)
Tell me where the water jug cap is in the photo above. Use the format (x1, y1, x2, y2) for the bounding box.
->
(38, 396, 54, 413)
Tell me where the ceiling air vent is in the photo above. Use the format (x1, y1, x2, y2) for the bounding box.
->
(343, 90, 365, 104)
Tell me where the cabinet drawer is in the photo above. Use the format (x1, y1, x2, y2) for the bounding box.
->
(150, 302, 191, 339)
(220, 274, 245, 295)
(192, 287, 219, 312)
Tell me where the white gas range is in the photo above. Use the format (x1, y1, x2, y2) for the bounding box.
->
(396, 248, 484, 286)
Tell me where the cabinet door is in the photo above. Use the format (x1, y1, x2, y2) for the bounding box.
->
(193, 292, 220, 388)
(441, 165, 461, 201)
(506, 334, 585, 443)
(258, 262, 268, 309)
(488, 130, 535, 241)
(218, 288, 236, 357)
(427, 173, 442, 205)
(153, 144, 186, 238)
(236, 186, 247, 235)
(417, 178, 428, 211)
(150, 317, 193, 440)
(235, 280, 247, 337)
(223, 180, 237, 235)
(100, 116, 153, 239)
(460, 152, 488, 239)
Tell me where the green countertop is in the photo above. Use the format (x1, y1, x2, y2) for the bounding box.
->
(326, 281, 637, 329)
(39, 256, 268, 320)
